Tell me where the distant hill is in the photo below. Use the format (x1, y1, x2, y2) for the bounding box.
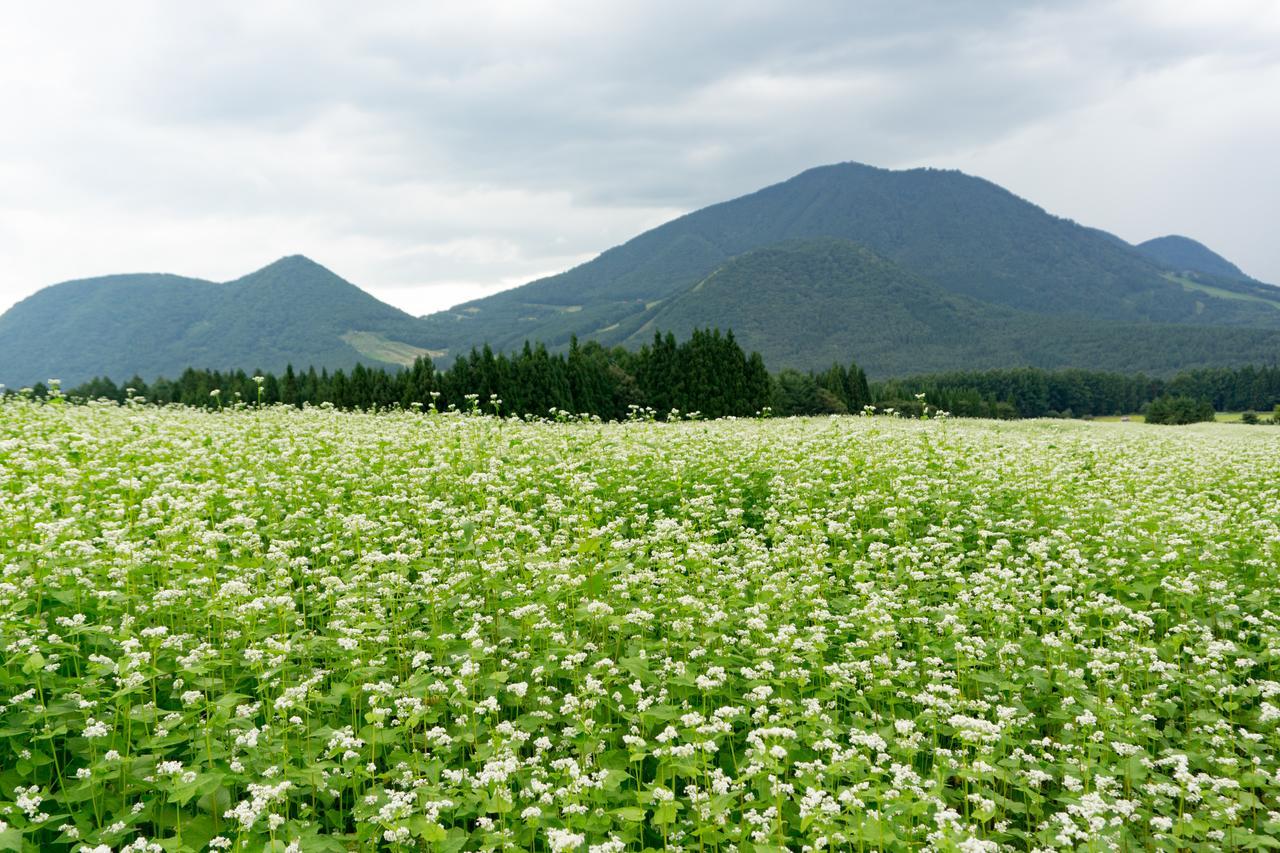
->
(622, 237, 1280, 376)
(418, 163, 1280, 370)
(6, 163, 1280, 385)
(1136, 235, 1251, 280)
(0, 256, 442, 387)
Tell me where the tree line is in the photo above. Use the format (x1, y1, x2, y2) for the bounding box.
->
(1142, 395, 1217, 425)
(63, 331, 793, 419)
(873, 365, 1280, 419)
(55, 330, 876, 418)
(20, 332, 1280, 421)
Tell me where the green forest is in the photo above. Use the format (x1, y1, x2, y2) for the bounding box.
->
(27, 329, 1280, 423)
(873, 365, 1280, 419)
(61, 330, 781, 420)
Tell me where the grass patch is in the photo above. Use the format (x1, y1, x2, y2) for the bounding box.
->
(341, 330, 443, 366)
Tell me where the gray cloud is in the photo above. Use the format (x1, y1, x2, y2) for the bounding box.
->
(1, 0, 1277, 318)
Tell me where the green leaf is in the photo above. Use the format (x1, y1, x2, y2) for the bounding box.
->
(0, 828, 23, 853)
(652, 802, 680, 825)
(410, 816, 447, 841)
(21, 653, 45, 675)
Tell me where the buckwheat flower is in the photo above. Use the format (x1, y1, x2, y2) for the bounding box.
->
(947, 714, 1003, 744)
(1023, 768, 1053, 789)
(584, 600, 613, 617)
(547, 828, 584, 852)
(16, 786, 43, 818)
(589, 839, 625, 853)
(83, 717, 110, 739)
(157, 760, 188, 781)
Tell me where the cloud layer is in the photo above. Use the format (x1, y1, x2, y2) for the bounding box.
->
(2, 1, 1277, 316)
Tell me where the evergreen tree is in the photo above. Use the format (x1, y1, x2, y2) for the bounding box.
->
(282, 365, 299, 406)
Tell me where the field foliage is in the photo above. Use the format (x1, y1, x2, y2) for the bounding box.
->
(2, 400, 1279, 851)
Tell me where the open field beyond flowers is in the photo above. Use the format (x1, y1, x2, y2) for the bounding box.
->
(2, 400, 1280, 851)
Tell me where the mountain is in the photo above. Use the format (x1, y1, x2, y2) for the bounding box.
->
(418, 163, 1280, 370)
(7, 163, 1280, 386)
(1136, 235, 1251, 280)
(0, 256, 442, 387)
(616, 237, 1280, 376)
(629, 238, 1024, 373)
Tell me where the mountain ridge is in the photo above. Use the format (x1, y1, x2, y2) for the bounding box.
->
(4, 162, 1280, 385)
(417, 162, 1280, 361)
(612, 236, 1280, 376)
(0, 256, 439, 387)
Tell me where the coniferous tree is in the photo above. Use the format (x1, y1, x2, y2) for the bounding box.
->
(282, 365, 299, 406)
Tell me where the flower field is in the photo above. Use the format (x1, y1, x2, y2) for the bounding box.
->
(2, 400, 1280, 852)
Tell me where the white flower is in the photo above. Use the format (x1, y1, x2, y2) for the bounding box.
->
(83, 717, 110, 739)
(547, 828, 585, 852)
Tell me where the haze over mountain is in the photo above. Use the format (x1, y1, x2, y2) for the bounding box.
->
(416, 162, 1280, 374)
(0, 256, 441, 388)
(3, 162, 1280, 387)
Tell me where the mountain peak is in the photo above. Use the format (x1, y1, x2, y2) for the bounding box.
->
(418, 161, 1280, 373)
(0, 256, 435, 386)
(1136, 235, 1250, 280)
(230, 255, 357, 293)
(796, 160, 883, 177)
(254, 254, 330, 275)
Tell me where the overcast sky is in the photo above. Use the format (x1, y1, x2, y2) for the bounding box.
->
(2, 0, 1278, 316)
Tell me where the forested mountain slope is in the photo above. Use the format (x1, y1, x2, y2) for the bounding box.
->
(418, 163, 1280, 363)
(0, 256, 440, 387)
(7, 164, 1280, 384)
(627, 238, 1280, 375)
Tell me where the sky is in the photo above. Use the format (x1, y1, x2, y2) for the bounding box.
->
(1, 0, 1278, 317)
